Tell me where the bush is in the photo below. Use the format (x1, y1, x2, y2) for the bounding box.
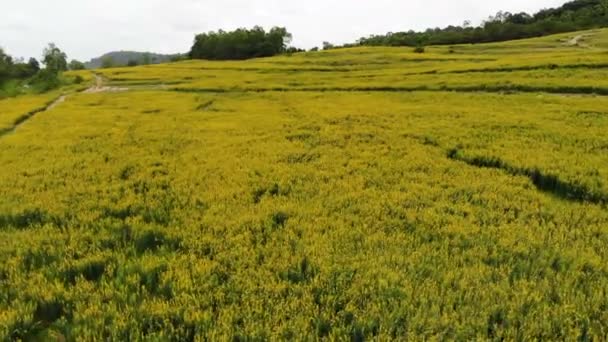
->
(30, 71, 61, 92)
(69, 60, 86, 71)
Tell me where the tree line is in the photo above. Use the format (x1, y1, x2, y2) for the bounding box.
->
(354, 0, 608, 48)
(189, 26, 293, 60)
(3, 0, 607, 85)
(0, 43, 86, 97)
(187, 0, 608, 58)
(0, 50, 40, 81)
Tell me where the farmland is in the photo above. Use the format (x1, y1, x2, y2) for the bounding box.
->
(1, 29, 608, 340)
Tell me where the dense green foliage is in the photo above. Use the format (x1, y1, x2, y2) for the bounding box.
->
(356, 0, 608, 47)
(2, 29, 608, 340)
(69, 60, 86, 71)
(101, 57, 115, 69)
(0, 49, 40, 84)
(189, 26, 292, 60)
(42, 44, 68, 75)
(0, 43, 70, 98)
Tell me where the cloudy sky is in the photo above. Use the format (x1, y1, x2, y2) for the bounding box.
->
(2, 0, 566, 61)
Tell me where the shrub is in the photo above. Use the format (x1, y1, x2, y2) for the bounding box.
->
(414, 46, 425, 53)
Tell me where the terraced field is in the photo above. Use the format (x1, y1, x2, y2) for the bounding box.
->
(1, 29, 608, 340)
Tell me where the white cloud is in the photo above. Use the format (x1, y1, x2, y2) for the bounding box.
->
(0, 0, 567, 61)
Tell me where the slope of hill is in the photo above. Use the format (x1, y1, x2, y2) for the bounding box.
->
(355, 0, 608, 47)
(84, 51, 178, 69)
(2, 29, 608, 340)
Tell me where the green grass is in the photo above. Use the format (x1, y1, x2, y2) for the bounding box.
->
(2, 29, 608, 340)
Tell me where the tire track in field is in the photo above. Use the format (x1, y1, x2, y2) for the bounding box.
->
(0, 95, 66, 138)
(172, 84, 608, 97)
(91, 73, 172, 92)
(404, 134, 607, 205)
(401, 62, 608, 77)
(564, 33, 594, 47)
(446, 148, 608, 205)
(0, 74, 118, 139)
(84, 74, 129, 93)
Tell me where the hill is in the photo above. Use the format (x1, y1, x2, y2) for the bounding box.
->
(355, 0, 608, 47)
(2, 29, 608, 340)
(84, 51, 178, 69)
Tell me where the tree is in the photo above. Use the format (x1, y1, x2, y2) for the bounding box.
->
(11, 59, 39, 78)
(169, 54, 187, 62)
(354, 0, 608, 48)
(285, 47, 305, 54)
(0, 47, 13, 82)
(127, 59, 139, 67)
(269, 27, 293, 51)
(101, 57, 114, 69)
(28, 58, 40, 73)
(1, 50, 41, 82)
(142, 53, 152, 65)
(190, 26, 294, 60)
(322, 41, 334, 50)
(69, 60, 86, 70)
(42, 43, 68, 74)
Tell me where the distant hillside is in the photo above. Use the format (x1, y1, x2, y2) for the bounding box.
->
(85, 51, 179, 69)
(354, 0, 608, 47)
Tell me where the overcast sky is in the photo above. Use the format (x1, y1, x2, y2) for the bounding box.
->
(1, 0, 567, 61)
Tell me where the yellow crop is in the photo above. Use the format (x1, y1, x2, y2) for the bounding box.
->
(1, 29, 608, 340)
(0, 92, 62, 133)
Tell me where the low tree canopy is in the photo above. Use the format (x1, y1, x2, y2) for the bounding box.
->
(0, 47, 14, 82)
(354, 0, 608, 48)
(28, 58, 40, 73)
(69, 60, 86, 70)
(0, 49, 42, 82)
(1, 43, 71, 96)
(43, 43, 68, 74)
(189, 26, 293, 60)
(101, 56, 114, 69)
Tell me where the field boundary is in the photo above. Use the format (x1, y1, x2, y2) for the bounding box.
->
(403, 62, 608, 76)
(0, 95, 65, 138)
(404, 133, 608, 206)
(447, 148, 608, 205)
(0, 74, 112, 138)
(171, 84, 608, 96)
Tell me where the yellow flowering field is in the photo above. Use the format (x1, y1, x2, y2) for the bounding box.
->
(1, 29, 608, 340)
(0, 92, 63, 134)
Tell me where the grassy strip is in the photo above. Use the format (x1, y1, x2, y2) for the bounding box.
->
(447, 148, 608, 205)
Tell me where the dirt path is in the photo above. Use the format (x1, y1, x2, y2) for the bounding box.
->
(0, 94, 66, 138)
(565, 34, 592, 47)
(1, 73, 133, 138)
(47, 95, 66, 110)
(84, 74, 128, 93)
(2, 73, 168, 138)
